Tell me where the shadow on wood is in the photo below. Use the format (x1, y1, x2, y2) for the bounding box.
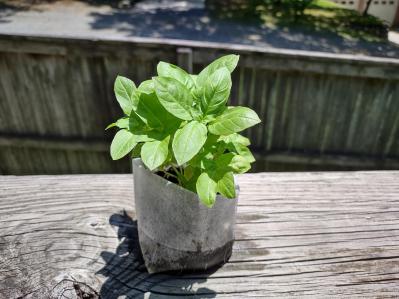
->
(97, 211, 218, 298)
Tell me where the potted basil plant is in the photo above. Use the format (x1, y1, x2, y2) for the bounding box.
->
(107, 54, 260, 273)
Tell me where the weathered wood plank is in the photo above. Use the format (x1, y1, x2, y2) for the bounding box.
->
(1, 172, 399, 298)
(1, 34, 399, 174)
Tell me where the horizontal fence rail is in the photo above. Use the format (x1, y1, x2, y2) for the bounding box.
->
(0, 34, 398, 174)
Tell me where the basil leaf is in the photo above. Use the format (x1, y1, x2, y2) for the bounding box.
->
(217, 171, 236, 199)
(196, 54, 239, 89)
(138, 80, 155, 94)
(172, 121, 207, 165)
(201, 67, 232, 115)
(209, 106, 261, 135)
(157, 62, 195, 90)
(110, 129, 138, 160)
(141, 136, 170, 170)
(220, 133, 251, 146)
(136, 93, 174, 130)
(216, 153, 251, 174)
(229, 155, 251, 173)
(196, 172, 217, 207)
(154, 76, 194, 120)
(114, 118, 129, 129)
(232, 143, 255, 163)
(114, 76, 139, 115)
(105, 123, 116, 130)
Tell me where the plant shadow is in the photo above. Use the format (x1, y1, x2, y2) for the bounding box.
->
(97, 211, 217, 298)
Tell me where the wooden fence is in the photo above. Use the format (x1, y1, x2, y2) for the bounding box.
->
(0, 34, 398, 174)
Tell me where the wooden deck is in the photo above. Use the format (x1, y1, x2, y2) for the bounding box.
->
(1, 172, 399, 298)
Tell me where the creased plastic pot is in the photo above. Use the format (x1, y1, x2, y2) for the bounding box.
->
(132, 158, 238, 273)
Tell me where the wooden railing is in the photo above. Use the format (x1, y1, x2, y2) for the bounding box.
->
(0, 34, 398, 174)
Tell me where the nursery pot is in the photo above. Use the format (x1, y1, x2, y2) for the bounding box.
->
(132, 158, 238, 273)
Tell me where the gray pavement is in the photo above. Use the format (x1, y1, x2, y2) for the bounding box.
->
(1, 0, 399, 58)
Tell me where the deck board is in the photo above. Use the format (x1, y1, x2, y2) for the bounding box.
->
(1, 172, 399, 298)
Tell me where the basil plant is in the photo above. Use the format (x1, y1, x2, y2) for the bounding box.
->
(107, 54, 260, 207)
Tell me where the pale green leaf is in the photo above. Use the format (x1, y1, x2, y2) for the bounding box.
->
(153, 77, 194, 120)
(196, 172, 217, 207)
(110, 129, 138, 160)
(172, 121, 207, 165)
(220, 133, 250, 146)
(141, 136, 170, 170)
(217, 171, 236, 199)
(233, 143, 255, 163)
(209, 106, 261, 135)
(114, 76, 139, 115)
(115, 118, 129, 129)
(157, 62, 195, 90)
(201, 67, 232, 115)
(105, 123, 116, 130)
(229, 155, 251, 173)
(196, 54, 239, 89)
(138, 80, 155, 94)
(216, 153, 251, 174)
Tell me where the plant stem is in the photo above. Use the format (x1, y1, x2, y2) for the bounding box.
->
(171, 165, 184, 186)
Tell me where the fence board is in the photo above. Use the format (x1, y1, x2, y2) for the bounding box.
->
(0, 35, 398, 174)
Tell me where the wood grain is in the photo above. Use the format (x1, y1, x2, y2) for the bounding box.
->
(1, 172, 399, 298)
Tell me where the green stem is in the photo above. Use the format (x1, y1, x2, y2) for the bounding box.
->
(171, 165, 184, 186)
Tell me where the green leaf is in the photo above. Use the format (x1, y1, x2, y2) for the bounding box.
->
(115, 118, 129, 129)
(232, 143, 255, 163)
(172, 121, 207, 165)
(157, 62, 195, 90)
(106, 118, 130, 130)
(190, 74, 198, 84)
(105, 123, 116, 130)
(231, 155, 250, 173)
(209, 106, 261, 135)
(196, 172, 217, 207)
(129, 112, 147, 132)
(141, 136, 170, 170)
(196, 54, 239, 89)
(153, 77, 194, 120)
(136, 93, 179, 130)
(131, 143, 143, 158)
(114, 76, 139, 115)
(216, 153, 251, 174)
(138, 80, 155, 94)
(110, 129, 138, 160)
(217, 171, 236, 199)
(201, 67, 232, 115)
(220, 133, 250, 146)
